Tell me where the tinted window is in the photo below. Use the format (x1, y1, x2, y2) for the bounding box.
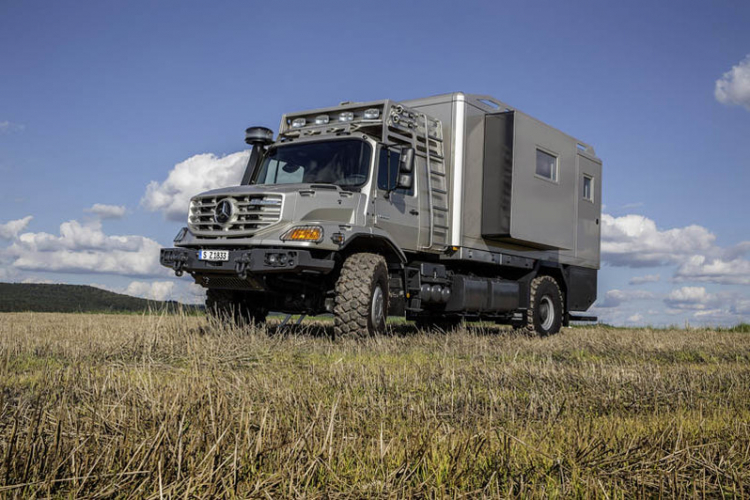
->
(535, 149, 558, 182)
(377, 148, 413, 195)
(253, 140, 371, 187)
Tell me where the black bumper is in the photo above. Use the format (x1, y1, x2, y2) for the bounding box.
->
(160, 247, 335, 278)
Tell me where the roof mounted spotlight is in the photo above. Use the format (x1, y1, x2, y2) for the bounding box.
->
(245, 126, 275, 146)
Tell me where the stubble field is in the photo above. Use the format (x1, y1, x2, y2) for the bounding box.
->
(1, 312, 749, 498)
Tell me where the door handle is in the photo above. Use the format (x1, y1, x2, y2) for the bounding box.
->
(410, 209, 419, 216)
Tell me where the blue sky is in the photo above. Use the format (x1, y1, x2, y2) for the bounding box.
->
(1, 0, 749, 325)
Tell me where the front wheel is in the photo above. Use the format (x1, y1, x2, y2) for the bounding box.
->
(520, 275, 563, 336)
(333, 253, 389, 338)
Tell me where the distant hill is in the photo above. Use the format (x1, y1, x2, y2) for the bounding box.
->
(0, 283, 200, 313)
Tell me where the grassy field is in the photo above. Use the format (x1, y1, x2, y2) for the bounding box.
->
(1, 313, 749, 498)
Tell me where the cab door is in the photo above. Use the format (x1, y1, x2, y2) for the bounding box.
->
(374, 146, 422, 251)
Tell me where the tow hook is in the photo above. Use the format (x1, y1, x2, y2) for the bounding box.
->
(173, 253, 188, 277)
(235, 253, 252, 280)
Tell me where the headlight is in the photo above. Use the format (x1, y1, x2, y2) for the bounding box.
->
(174, 227, 188, 242)
(291, 117, 306, 128)
(315, 114, 330, 125)
(281, 225, 324, 243)
(364, 108, 380, 119)
(338, 111, 354, 122)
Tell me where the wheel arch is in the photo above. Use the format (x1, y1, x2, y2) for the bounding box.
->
(339, 234, 407, 266)
(537, 262, 569, 324)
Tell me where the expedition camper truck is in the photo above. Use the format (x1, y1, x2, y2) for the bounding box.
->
(161, 93, 601, 336)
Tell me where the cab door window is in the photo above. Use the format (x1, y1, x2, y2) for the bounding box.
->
(377, 147, 413, 195)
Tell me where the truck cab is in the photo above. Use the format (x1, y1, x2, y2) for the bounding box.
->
(161, 93, 601, 337)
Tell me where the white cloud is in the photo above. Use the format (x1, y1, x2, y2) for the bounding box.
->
(21, 277, 58, 284)
(0, 266, 18, 282)
(730, 298, 750, 315)
(627, 313, 644, 323)
(93, 280, 205, 304)
(128, 280, 205, 304)
(722, 241, 750, 262)
(0, 121, 25, 134)
(601, 214, 716, 267)
(0, 216, 33, 240)
(125, 281, 176, 301)
(85, 203, 126, 219)
(656, 287, 750, 326)
(664, 286, 719, 311)
(596, 289, 657, 308)
(715, 55, 750, 111)
(5, 219, 165, 277)
(629, 274, 660, 285)
(675, 255, 750, 285)
(142, 150, 250, 221)
(601, 214, 750, 285)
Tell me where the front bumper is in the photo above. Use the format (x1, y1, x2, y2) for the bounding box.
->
(160, 247, 335, 279)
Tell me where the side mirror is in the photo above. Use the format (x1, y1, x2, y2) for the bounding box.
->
(399, 147, 414, 173)
(396, 173, 413, 190)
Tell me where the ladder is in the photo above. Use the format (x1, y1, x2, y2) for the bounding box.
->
(384, 104, 449, 252)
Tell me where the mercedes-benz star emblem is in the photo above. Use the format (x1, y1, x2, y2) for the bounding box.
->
(214, 199, 233, 225)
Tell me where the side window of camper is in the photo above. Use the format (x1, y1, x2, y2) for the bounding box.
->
(377, 147, 413, 195)
(535, 149, 558, 182)
(582, 174, 594, 202)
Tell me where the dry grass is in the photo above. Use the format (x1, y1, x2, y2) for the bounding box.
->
(1, 312, 749, 498)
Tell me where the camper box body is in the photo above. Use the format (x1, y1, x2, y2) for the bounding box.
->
(404, 93, 602, 271)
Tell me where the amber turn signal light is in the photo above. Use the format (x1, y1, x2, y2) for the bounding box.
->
(280, 225, 323, 243)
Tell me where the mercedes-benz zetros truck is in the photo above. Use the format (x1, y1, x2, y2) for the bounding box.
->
(161, 93, 601, 336)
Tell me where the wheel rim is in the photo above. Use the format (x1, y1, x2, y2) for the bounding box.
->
(539, 296, 555, 330)
(371, 285, 385, 327)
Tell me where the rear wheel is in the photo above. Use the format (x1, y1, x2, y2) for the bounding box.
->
(206, 289, 267, 327)
(333, 253, 389, 338)
(520, 275, 563, 336)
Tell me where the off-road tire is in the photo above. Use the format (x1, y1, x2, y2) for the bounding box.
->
(206, 289, 267, 327)
(414, 316, 462, 332)
(519, 275, 563, 336)
(333, 253, 389, 338)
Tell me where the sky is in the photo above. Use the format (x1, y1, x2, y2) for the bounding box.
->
(1, 0, 749, 326)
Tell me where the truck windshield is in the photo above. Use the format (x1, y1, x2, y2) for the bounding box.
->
(252, 139, 371, 188)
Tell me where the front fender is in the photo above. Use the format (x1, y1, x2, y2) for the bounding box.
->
(339, 229, 407, 264)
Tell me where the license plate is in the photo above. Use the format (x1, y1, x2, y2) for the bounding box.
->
(198, 250, 229, 262)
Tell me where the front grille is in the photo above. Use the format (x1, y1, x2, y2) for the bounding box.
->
(188, 193, 283, 237)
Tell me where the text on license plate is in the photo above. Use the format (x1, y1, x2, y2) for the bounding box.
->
(199, 250, 229, 262)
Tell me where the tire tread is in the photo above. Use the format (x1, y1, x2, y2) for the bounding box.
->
(333, 253, 387, 338)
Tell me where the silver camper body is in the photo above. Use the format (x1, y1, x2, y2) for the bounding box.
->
(403, 93, 602, 270)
